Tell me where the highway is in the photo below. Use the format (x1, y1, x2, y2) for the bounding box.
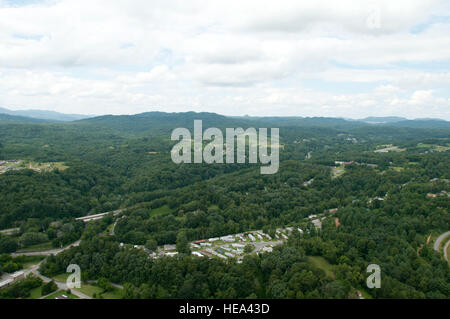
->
(10, 240, 81, 257)
(75, 209, 123, 222)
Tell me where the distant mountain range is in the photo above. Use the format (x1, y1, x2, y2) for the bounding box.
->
(0, 113, 50, 123)
(0, 106, 449, 130)
(0, 107, 92, 122)
(356, 116, 449, 128)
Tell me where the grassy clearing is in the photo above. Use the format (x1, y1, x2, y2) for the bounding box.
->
(74, 284, 103, 298)
(5, 160, 70, 173)
(359, 288, 373, 299)
(13, 255, 45, 269)
(19, 241, 53, 252)
(28, 286, 43, 299)
(73, 283, 123, 299)
(106, 223, 114, 233)
(52, 273, 70, 283)
(44, 290, 79, 299)
(331, 166, 346, 179)
(150, 205, 173, 218)
(374, 145, 406, 153)
(306, 256, 335, 279)
(417, 143, 450, 152)
(208, 205, 219, 211)
(101, 288, 123, 299)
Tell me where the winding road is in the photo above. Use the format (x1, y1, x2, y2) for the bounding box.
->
(23, 262, 91, 299)
(444, 240, 450, 262)
(434, 231, 450, 262)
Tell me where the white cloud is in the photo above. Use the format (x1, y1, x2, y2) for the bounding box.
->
(0, 0, 449, 119)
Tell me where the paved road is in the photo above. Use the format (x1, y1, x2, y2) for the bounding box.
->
(23, 259, 91, 299)
(443, 240, 450, 262)
(75, 209, 123, 222)
(11, 240, 81, 257)
(433, 231, 450, 251)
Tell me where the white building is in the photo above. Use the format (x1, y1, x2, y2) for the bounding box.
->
(165, 252, 178, 257)
(192, 251, 204, 257)
(312, 219, 322, 229)
(261, 246, 273, 253)
(220, 236, 235, 242)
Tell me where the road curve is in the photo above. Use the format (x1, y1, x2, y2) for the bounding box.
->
(444, 240, 450, 262)
(24, 258, 91, 299)
(434, 231, 450, 252)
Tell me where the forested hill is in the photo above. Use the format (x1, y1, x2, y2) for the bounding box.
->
(1, 109, 449, 134)
(73, 111, 256, 137)
(0, 106, 91, 122)
(73, 111, 450, 137)
(0, 110, 449, 299)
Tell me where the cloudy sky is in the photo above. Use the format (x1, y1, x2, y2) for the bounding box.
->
(1, 0, 450, 119)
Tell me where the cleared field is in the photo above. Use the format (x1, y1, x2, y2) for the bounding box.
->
(374, 145, 406, 153)
(74, 283, 123, 299)
(417, 143, 450, 152)
(101, 288, 123, 299)
(19, 241, 54, 252)
(331, 166, 345, 179)
(150, 205, 173, 217)
(306, 256, 335, 279)
(44, 290, 79, 299)
(0, 160, 69, 174)
(16, 255, 45, 268)
(74, 284, 103, 297)
(28, 286, 43, 299)
(52, 273, 70, 283)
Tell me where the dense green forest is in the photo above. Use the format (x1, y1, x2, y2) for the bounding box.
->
(0, 112, 449, 299)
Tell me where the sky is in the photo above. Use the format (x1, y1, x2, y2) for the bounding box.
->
(0, 0, 450, 119)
